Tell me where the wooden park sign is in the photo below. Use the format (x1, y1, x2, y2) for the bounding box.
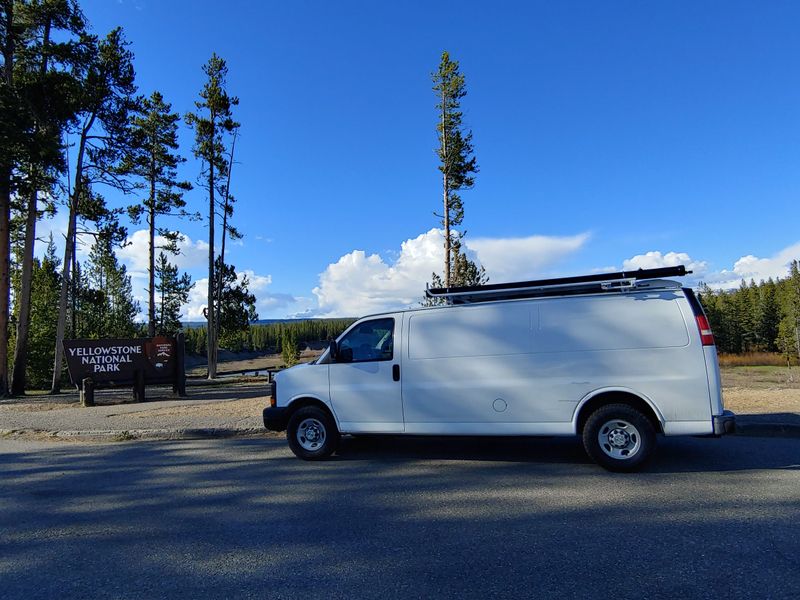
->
(64, 333, 186, 406)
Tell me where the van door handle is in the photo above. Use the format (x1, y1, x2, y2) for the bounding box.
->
(392, 364, 400, 382)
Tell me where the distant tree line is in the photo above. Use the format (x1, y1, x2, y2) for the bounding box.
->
(697, 262, 800, 359)
(184, 319, 354, 357)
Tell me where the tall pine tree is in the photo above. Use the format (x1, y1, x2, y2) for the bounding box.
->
(432, 51, 478, 288)
(50, 27, 137, 392)
(185, 53, 238, 379)
(125, 90, 192, 337)
(9, 0, 85, 395)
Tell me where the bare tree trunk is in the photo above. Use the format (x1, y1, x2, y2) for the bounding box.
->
(147, 174, 156, 337)
(70, 225, 76, 336)
(50, 192, 78, 393)
(0, 1, 16, 396)
(51, 125, 90, 394)
(215, 129, 237, 345)
(443, 174, 450, 288)
(441, 92, 450, 288)
(10, 188, 37, 394)
(160, 267, 166, 333)
(0, 171, 10, 396)
(11, 17, 52, 395)
(207, 155, 217, 379)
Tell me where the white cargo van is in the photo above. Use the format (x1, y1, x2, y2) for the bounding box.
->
(264, 267, 735, 471)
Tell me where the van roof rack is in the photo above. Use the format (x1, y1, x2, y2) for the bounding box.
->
(425, 266, 691, 304)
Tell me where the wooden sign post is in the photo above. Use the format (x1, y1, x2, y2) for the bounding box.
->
(63, 332, 187, 407)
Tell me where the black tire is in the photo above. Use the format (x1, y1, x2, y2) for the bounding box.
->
(286, 406, 340, 460)
(582, 403, 656, 472)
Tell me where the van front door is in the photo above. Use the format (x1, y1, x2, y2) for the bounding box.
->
(329, 316, 404, 433)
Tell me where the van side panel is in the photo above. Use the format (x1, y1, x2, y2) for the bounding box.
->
(536, 293, 689, 352)
(401, 292, 713, 435)
(409, 304, 531, 359)
(403, 305, 539, 426)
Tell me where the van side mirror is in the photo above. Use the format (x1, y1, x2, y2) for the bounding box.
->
(339, 347, 353, 363)
(329, 340, 338, 361)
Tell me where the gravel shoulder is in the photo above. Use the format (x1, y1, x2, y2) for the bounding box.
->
(0, 381, 273, 439)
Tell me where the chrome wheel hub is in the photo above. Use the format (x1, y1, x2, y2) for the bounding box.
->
(608, 429, 630, 447)
(598, 419, 641, 460)
(297, 418, 326, 451)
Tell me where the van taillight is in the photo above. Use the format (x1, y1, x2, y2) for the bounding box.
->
(696, 315, 715, 346)
(269, 381, 277, 407)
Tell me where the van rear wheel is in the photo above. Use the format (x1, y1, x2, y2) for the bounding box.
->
(583, 404, 656, 472)
(287, 406, 340, 460)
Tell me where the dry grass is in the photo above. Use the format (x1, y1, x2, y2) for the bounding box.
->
(718, 352, 795, 367)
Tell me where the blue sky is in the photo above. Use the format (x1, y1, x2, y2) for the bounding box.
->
(46, 0, 800, 318)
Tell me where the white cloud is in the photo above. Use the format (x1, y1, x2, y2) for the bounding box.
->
(622, 251, 708, 276)
(702, 241, 800, 289)
(185, 280, 210, 321)
(238, 270, 272, 293)
(619, 244, 800, 290)
(34, 212, 69, 258)
(312, 228, 590, 317)
(117, 229, 208, 276)
(469, 233, 590, 282)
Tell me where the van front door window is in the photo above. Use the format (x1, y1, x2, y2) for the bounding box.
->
(339, 318, 394, 362)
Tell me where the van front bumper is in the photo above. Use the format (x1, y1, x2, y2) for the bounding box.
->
(712, 410, 736, 435)
(263, 407, 289, 432)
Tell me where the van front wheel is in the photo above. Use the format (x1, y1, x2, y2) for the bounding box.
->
(583, 404, 656, 472)
(287, 406, 340, 460)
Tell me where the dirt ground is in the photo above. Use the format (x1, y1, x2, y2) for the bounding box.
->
(720, 366, 800, 414)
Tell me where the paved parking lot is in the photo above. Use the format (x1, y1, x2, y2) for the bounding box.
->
(1, 435, 798, 599)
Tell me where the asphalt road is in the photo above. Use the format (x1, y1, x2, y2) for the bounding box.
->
(1, 435, 799, 599)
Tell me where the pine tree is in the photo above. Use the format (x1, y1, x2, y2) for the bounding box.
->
(11, 234, 60, 389)
(9, 0, 85, 395)
(213, 256, 257, 351)
(83, 237, 139, 338)
(735, 280, 757, 352)
(125, 90, 193, 337)
(425, 51, 485, 301)
(281, 329, 299, 367)
(451, 237, 488, 287)
(154, 251, 193, 336)
(215, 126, 240, 347)
(185, 53, 238, 379)
(779, 261, 800, 358)
(50, 27, 137, 392)
(756, 278, 779, 352)
(432, 51, 478, 288)
(0, 1, 23, 395)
